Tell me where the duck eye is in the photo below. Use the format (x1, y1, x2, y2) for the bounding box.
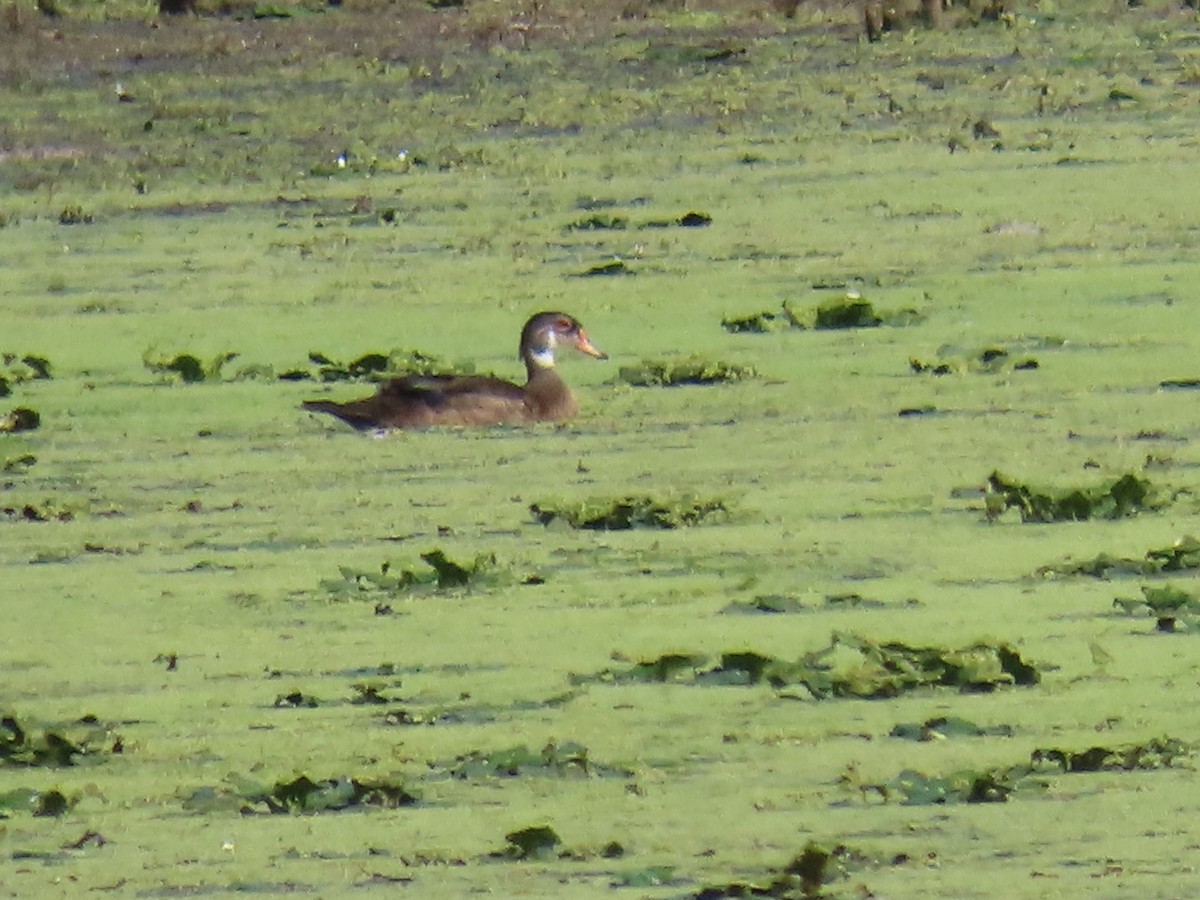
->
(555, 317, 574, 332)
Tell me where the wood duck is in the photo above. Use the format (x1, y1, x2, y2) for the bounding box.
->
(302, 311, 607, 431)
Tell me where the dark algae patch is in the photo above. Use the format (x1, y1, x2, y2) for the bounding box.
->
(1, 712, 122, 767)
(1030, 737, 1191, 773)
(615, 356, 756, 387)
(306, 549, 500, 601)
(575, 633, 1040, 698)
(574, 258, 633, 278)
(1, 354, 52, 384)
(182, 773, 418, 814)
(697, 841, 906, 899)
(1112, 584, 1200, 633)
(1038, 535, 1200, 578)
(279, 349, 472, 383)
(434, 741, 631, 781)
(866, 767, 1025, 806)
(0, 407, 40, 433)
(986, 470, 1166, 523)
(910, 345, 1040, 375)
(722, 297, 922, 334)
(492, 825, 562, 861)
(0, 787, 73, 818)
(861, 737, 1192, 807)
(530, 494, 729, 530)
(143, 349, 239, 383)
(890, 716, 1015, 741)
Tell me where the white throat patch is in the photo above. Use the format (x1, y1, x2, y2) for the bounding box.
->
(529, 346, 556, 369)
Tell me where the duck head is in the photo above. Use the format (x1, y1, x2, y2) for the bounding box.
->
(521, 312, 608, 369)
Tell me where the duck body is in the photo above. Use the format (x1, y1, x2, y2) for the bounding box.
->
(302, 312, 606, 431)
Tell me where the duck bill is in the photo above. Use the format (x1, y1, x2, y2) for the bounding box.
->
(576, 331, 608, 360)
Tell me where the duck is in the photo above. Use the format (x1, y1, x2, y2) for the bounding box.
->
(302, 311, 607, 431)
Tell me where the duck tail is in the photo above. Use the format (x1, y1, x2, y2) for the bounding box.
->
(302, 399, 377, 431)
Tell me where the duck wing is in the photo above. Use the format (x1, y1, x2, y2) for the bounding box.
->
(303, 374, 532, 430)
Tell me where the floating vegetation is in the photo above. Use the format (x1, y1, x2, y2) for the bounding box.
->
(433, 741, 631, 781)
(858, 736, 1192, 808)
(721, 297, 922, 334)
(566, 214, 627, 231)
(278, 349, 471, 383)
(0, 407, 39, 433)
(645, 210, 714, 228)
(2, 501, 74, 522)
(530, 494, 729, 530)
(615, 356, 756, 387)
(865, 767, 1025, 805)
(1159, 377, 1200, 391)
(720, 593, 889, 616)
(58, 205, 93, 225)
(1041, 535, 1200, 579)
(182, 773, 418, 815)
(143, 350, 239, 383)
(1, 712, 122, 768)
(814, 297, 883, 329)
(308, 550, 499, 602)
(890, 716, 1015, 741)
(696, 841, 903, 899)
(574, 258, 633, 277)
(1112, 584, 1200, 633)
(720, 308, 792, 333)
(3, 453, 36, 472)
(910, 346, 1040, 375)
(492, 825, 562, 861)
(721, 595, 810, 615)
(1030, 737, 1191, 773)
(378, 705, 494, 727)
(573, 633, 1040, 698)
(273, 690, 320, 709)
(985, 470, 1166, 523)
(1, 353, 52, 383)
(0, 787, 73, 817)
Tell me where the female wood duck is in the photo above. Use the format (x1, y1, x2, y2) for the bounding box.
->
(302, 311, 607, 431)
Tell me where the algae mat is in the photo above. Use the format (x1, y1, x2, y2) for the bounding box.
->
(4, 2, 1200, 897)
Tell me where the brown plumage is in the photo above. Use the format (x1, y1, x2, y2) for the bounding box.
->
(301, 311, 607, 431)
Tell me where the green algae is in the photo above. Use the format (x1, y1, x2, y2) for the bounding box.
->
(1, 354, 52, 383)
(0, 788, 73, 818)
(615, 356, 756, 386)
(1030, 737, 1191, 773)
(307, 550, 501, 601)
(0, 407, 40, 433)
(531, 494, 730, 530)
(5, 3, 1200, 898)
(1, 713, 122, 768)
(697, 841, 904, 899)
(575, 633, 1041, 698)
(859, 737, 1193, 808)
(494, 825, 562, 861)
(435, 741, 632, 781)
(280, 348, 474, 382)
(986, 470, 1167, 523)
(722, 297, 923, 334)
(1039, 535, 1200, 578)
(182, 773, 419, 815)
(143, 349, 240, 383)
(910, 345, 1041, 375)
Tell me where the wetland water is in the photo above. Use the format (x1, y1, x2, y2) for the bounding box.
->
(3, 2, 1200, 896)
